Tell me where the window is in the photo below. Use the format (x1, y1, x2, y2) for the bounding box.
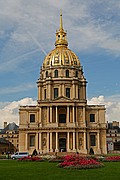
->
(90, 114, 95, 122)
(75, 71, 78, 77)
(54, 88, 58, 98)
(44, 89, 46, 100)
(90, 135, 96, 146)
(46, 71, 48, 77)
(59, 114, 66, 123)
(54, 70, 58, 78)
(66, 88, 70, 98)
(30, 114, 35, 123)
(30, 135, 35, 147)
(66, 70, 69, 77)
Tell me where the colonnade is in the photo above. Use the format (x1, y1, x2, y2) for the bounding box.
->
(25, 131, 101, 153)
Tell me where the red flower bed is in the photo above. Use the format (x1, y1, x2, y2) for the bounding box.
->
(58, 154, 104, 169)
(104, 156, 120, 162)
(18, 156, 43, 162)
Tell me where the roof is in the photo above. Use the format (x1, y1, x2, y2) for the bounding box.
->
(0, 122, 19, 134)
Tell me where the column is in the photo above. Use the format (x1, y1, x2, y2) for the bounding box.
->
(73, 132, 75, 151)
(39, 132, 42, 151)
(62, 84, 65, 96)
(87, 132, 89, 151)
(47, 132, 49, 152)
(76, 84, 78, 99)
(67, 132, 70, 151)
(50, 106, 52, 123)
(38, 86, 40, 100)
(25, 133, 28, 151)
(56, 106, 58, 123)
(84, 132, 86, 150)
(76, 106, 77, 124)
(50, 132, 53, 152)
(36, 133, 38, 150)
(47, 107, 49, 123)
(39, 107, 42, 124)
(67, 106, 69, 124)
(60, 84, 62, 96)
(73, 106, 75, 123)
(97, 132, 100, 149)
(76, 132, 78, 151)
(55, 132, 58, 151)
(73, 83, 75, 98)
(48, 82, 51, 100)
(83, 107, 86, 125)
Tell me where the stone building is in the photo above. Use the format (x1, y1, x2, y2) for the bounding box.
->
(106, 121, 120, 151)
(0, 122, 19, 152)
(19, 14, 107, 155)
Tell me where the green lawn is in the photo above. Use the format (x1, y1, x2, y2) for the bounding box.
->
(0, 160, 120, 180)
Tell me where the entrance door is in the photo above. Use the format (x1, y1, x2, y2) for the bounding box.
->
(59, 138, 66, 152)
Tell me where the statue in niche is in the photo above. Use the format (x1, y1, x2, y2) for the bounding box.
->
(42, 138, 46, 146)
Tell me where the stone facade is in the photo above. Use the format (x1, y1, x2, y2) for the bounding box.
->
(19, 13, 107, 155)
(0, 122, 19, 152)
(106, 121, 120, 151)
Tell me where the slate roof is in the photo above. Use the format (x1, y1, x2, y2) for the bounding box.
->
(0, 122, 19, 134)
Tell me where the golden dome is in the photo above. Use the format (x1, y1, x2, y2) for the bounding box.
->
(43, 13, 81, 68)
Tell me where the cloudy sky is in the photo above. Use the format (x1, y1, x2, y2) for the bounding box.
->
(0, 0, 120, 127)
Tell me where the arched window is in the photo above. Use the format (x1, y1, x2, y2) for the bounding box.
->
(66, 70, 69, 77)
(46, 71, 48, 77)
(54, 70, 58, 78)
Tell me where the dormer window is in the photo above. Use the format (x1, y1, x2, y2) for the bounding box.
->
(54, 70, 58, 78)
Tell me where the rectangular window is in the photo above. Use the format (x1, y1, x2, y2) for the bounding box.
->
(66, 88, 70, 98)
(59, 114, 66, 123)
(44, 89, 46, 100)
(54, 88, 58, 98)
(90, 114, 95, 122)
(30, 135, 35, 147)
(30, 114, 35, 123)
(90, 135, 96, 146)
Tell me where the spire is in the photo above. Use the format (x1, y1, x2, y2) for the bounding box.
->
(55, 12, 68, 47)
(60, 10, 63, 30)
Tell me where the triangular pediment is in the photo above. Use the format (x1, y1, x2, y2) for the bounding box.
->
(52, 96, 72, 102)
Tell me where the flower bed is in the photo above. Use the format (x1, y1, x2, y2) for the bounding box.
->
(49, 156, 64, 163)
(58, 154, 104, 169)
(104, 156, 120, 162)
(18, 156, 43, 162)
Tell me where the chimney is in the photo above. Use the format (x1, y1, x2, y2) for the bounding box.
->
(4, 122, 7, 128)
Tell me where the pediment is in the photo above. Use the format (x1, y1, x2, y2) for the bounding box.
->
(52, 96, 72, 102)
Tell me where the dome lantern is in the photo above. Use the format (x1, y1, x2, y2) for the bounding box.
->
(55, 12, 68, 47)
